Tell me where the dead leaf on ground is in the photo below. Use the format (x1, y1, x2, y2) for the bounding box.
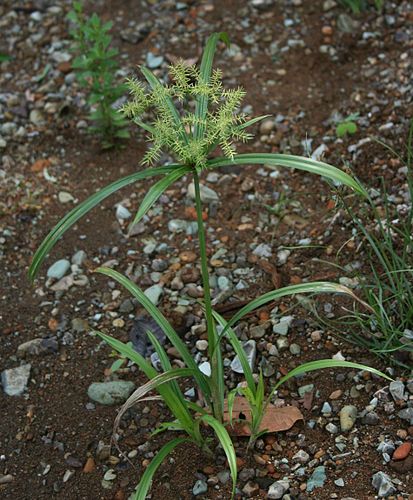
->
(258, 259, 282, 289)
(223, 396, 303, 437)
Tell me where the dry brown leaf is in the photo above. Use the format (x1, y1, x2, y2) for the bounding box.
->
(258, 259, 282, 289)
(223, 396, 303, 437)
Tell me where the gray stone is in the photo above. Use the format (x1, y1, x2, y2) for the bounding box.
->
(306, 466, 327, 492)
(389, 380, 405, 401)
(71, 317, 88, 333)
(115, 204, 131, 220)
(267, 480, 288, 499)
(143, 285, 163, 305)
(58, 191, 74, 204)
(259, 118, 275, 135)
(398, 407, 413, 425)
(29, 109, 45, 125)
(47, 259, 70, 279)
(334, 478, 345, 487)
(371, 471, 397, 497)
(250, 323, 269, 339)
(217, 470, 230, 484)
(187, 182, 219, 203)
(230, 340, 256, 374)
(17, 338, 49, 357)
(273, 316, 293, 335)
(325, 422, 338, 434)
(1, 364, 31, 396)
(337, 13, 360, 34)
(363, 411, 380, 425)
(72, 250, 87, 266)
(168, 219, 189, 232)
(146, 52, 164, 69)
(321, 402, 332, 414)
(192, 479, 208, 496)
(339, 405, 358, 432)
(87, 381, 135, 405)
(292, 450, 309, 464)
(289, 343, 301, 355)
(253, 243, 272, 258)
(298, 384, 314, 398)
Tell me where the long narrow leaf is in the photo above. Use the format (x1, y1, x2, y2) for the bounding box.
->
(95, 331, 195, 434)
(206, 153, 367, 197)
(201, 414, 237, 499)
(29, 164, 181, 280)
(96, 267, 212, 400)
(221, 282, 369, 337)
(129, 165, 189, 230)
(271, 359, 392, 398)
(140, 66, 189, 145)
(194, 32, 229, 141)
(134, 438, 190, 500)
(236, 115, 271, 132)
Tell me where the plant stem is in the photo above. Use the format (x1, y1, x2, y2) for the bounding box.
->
(193, 170, 224, 422)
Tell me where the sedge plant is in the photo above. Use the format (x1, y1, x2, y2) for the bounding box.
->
(68, 1, 129, 148)
(29, 33, 392, 499)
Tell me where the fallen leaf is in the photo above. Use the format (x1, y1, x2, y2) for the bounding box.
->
(31, 158, 51, 172)
(258, 259, 282, 288)
(223, 396, 303, 437)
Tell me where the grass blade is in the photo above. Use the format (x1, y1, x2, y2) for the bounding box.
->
(194, 32, 230, 141)
(134, 438, 190, 500)
(29, 164, 180, 280)
(201, 414, 237, 499)
(129, 165, 189, 230)
(96, 267, 212, 401)
(206, 153, 367, 197)
(271, 359, 393, 396)
(236, 115, 271, 132)
(140, 65, 189, 145)
(222, 282, 368, 337)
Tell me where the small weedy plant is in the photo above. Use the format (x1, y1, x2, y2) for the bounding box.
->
(67, 1, 129, 148)
(336, 113, 359, 139)
(339, 0, 384, 13)
(333, 120, 413, 369)
(29, 33, 391, 499)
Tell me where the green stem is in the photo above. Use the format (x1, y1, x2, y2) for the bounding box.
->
(193, 170, 224, 422)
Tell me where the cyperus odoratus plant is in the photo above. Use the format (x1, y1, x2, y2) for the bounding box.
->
(30, 33, 390, 500)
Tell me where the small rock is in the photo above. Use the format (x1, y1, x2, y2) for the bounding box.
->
(398, 407, 413, 425)
(292, 450, 309, 464)
(103, 469, 117, 481)
(337, 13, 360, 34)
(371, 471, 397, 497)
(71, 318, 88, 333)
(392, 442, 412, 461)
(0, 474, 14, 484)
(334, 478, 345, 487)
(143, 285, 163, 306)
(192, 479, 208, 496)
(389, 380, 405, 401)
(29, 109, 45, 125)
(116, 204, 132, 220)
(307, 466, 327, 492)
(196, 340, 208, 351)
(325, 423, 338, 434)
(259, 118, 274, 135)
(242, 481, 260, 497)
(72, 250, 87, 266)
(146, 52, 164, 69)
(17, 338, 49, 357)
(230, 340, 256, 373)
(87, 381, 135, 406)
(47, 259, 71, 280)
(363, 411, 380, 426)
(1, 364, 31, 396)
(340, 405, 358, 432)
(58, 191, 74, 204)
(187, 182, 219, 203)
(298, 384, 314, 398)
(253, 243, 272, 258)
(83, 457, 96, 473)
(267, 480, 288, 499)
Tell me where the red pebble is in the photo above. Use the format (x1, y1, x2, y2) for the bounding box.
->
(393, 442, 412, 461)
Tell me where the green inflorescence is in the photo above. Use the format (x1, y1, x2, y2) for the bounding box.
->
(121, 61, 253, 169)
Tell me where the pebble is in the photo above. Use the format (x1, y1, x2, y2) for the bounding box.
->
(72, 250, 87, 266)
(103, 469, 117, 481)
(389, 380, 405, 401)
(17, 338, 49, 357)
(298, 384, 314, 398)
(334, 478, 345, 487)
(146, 52, 164, 69)
(306, 466, 327, 492)
(187, 182, 219, 203)
(143, 284, 163, 305)
(1, 364, 31, 396)
(339, 405, 358, 432)
(192, 479, 208, 496)
(259, 118, 274, 135)
(292, 450, 309, 464)
(242, 481, 260, 497)
(371, 471, 397, 497)
(116, 204, 132, 220)
(253, 243, 272, 258)
(87, 381, 135, 405)
(267, 480, 289, 499)
(47, 259, 71, 279)
(0, 475, 14, 485)
(29, 109, 45, 125)
(58, 191, 74, 203)
(195, 340, 208, 351)
(392, 442, 412, 461)
(230, 340, 256, 373)
(325, 423, 338, 434)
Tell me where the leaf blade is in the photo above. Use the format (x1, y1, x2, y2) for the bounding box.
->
(206, 153, 367, 197)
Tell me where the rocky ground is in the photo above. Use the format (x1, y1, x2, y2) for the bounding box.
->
(0, 0, 413, 498)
